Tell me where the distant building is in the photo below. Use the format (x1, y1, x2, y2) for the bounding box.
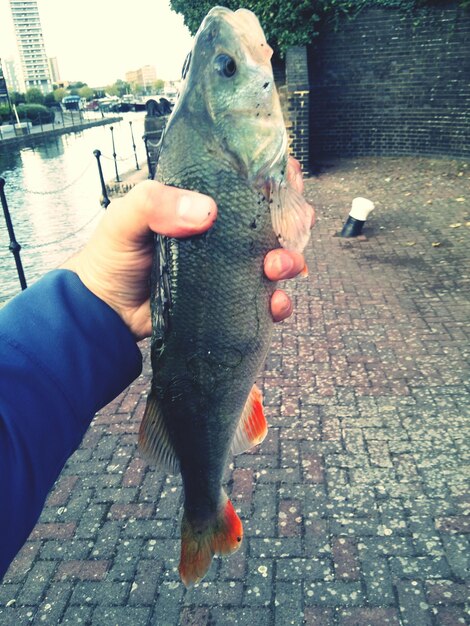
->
(10, 0, 52, 94)
(48, 57, 60, 84)
(125, 65, 157, 90)
(2, 57, 23, 93)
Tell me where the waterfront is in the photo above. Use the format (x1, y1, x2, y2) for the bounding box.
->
(0, 112, 147, 303)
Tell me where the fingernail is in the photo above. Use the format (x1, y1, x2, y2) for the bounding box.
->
(178, 193, 214, 227)
(274, 254, 294, 277)
(279, 293, 291, 313)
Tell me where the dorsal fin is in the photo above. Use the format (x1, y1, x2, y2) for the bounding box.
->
(231, 384, 268, 455)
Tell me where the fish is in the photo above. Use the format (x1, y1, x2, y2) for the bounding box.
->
(139, 6, 313, 587)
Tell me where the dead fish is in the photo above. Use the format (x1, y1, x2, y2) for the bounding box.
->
(139, 6, 313, 587)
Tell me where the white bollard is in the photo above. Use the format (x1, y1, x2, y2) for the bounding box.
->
(340, 197, 375, 237)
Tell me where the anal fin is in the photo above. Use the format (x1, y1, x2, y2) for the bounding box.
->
(231, 384, 268, 455)
(138, 391, 180, 474)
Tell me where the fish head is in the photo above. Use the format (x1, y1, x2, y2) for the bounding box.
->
(176, 6, 287, 181)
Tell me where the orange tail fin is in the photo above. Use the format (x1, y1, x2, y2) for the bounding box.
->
(179, 497, 243, 587)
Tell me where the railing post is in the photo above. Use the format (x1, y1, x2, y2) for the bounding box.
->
(0, 177, 27, 290)
(93, 149, 110, 208)
(110, 125, 120, 182)
(143, 135, 154, 180)
(129, 121, 140, 171)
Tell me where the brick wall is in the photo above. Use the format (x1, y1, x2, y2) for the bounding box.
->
(308, 2, 470, 162)
(285, 47, 310, 171)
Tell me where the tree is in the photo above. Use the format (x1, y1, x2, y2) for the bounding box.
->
(169, 0, 321, 56)
(153, 79, 165, 94)
(10, 91, 25, 105)
(53, 87, 67, 103)
(131, 83, 144, 96)
(25, 87, 45, 105)
(78, 86, 94, 101)
(44, 92, 56, 107)
(105, 80, 130, 97)
(68, 81, 87, 90)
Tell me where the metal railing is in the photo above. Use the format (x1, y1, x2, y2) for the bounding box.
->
(1, 121, 151, 295)
(0, 109, 111, 141)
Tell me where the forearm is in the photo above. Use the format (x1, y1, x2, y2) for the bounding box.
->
(0, 270, 142, 578)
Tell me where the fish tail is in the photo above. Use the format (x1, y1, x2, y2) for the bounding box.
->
(179, 494, 243, 587)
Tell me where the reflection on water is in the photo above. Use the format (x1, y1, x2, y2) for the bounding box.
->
(0, 113, 146, 302)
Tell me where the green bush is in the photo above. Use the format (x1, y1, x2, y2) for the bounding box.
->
(25, 87, 45, 105)
(0, 105, 12, 124)
(170, 0, 469, 55)
(15, 103, 54, 126)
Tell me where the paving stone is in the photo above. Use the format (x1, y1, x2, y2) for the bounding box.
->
(304, 581, 364, 607)
(243, 558, 274, 605)
(395, 579, 434, 626)
(39, 539, 90, 561)
(17, 561, 57, 605)
(2, 156, 469, 624)
(304, 607, 336, 625)
(338, 608, 401, 625)
(61, 604, 94, 624)
(0, 607, 38, 626)
(360, 556, 395, 606)
(69, 580, 130, 607)
(35, 581, 73, 624)
(425, 579, 470, 605)
(249, 537, 303, 559)
(276, 557, 331, 581)
(151, 581, 184, 624)
(91, 606, 151, 626)
(274, 580, 303, 626)
(180, 606, 211, 626)
(440, 535, 470, 580)
(209, 607, 273, 625)
(433, 606, 469, 626)
(389, 556, 452, 580)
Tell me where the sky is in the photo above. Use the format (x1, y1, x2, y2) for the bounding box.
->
(0, 0, 194, 87)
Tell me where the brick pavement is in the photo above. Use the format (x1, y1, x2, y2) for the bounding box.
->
(1, 157, 469, 625)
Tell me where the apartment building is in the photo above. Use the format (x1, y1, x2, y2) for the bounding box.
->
(10, 0, 52, 94)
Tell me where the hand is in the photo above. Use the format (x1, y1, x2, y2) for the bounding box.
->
(63, 180, 307, 340)
(264, 249, 306, 322)
(266, 156, 313, 322)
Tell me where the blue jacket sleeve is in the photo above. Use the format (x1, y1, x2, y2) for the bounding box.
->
(0, 270, 142, 578)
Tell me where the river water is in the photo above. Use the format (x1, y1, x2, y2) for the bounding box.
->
(0, 112, 147, 303)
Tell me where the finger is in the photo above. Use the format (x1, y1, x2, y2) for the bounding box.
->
(109, 180, 217, 243)
(264, 249, 306, 281)
(271, 290, 293, 322)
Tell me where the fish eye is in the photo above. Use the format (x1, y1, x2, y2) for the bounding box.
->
(214, 54, 237, 78)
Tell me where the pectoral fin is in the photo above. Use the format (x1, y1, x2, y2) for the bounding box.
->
(231, 384, 267, 455)
(269, 179, 313, 253)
